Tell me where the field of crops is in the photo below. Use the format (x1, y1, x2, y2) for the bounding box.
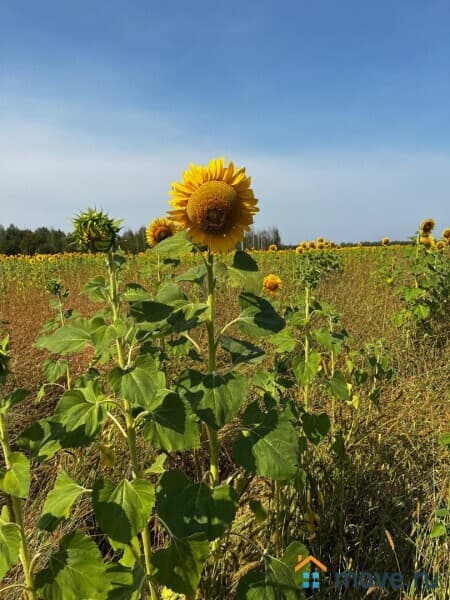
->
(0, 168, 449, 600)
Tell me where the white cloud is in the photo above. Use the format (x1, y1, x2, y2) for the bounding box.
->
(1, 119, 449, 243)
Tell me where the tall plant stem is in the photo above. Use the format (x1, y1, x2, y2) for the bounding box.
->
(0, 414, 36, 600)
(303, 284, 311, 411)
(106, 253, 159, 600)
(206, 250, 219, 486)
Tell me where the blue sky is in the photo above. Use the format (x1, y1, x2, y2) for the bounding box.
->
(1, 0, 450, 243)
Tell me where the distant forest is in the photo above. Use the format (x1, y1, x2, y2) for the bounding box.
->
(0, 223, 410, 255)
(0, 224, 147, 255)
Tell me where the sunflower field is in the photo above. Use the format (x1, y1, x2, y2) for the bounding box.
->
(0, 159, 449, 599)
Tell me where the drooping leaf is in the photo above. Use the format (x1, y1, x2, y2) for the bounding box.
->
(327, 371, 351, 402)
(302, 413, 330, 445)
(0, 388, 28, 414)
(51, 381, 107, 445)
(150, 534, 209, 597)
(177, 370, 247, 429)
(35, 531, 110, 600)
(0, 452, 30, 498)
(237, 293, 285, 337)
(142, 390, 200, 451)
(43, 358, 69, 384)
(108, 355, 165, 410)
(93, 478, 155, 544)
(106, 563, 145, 600)
(35, 321, 92, 354)
(227, 251, 263, 294)
(0, 506, 21, 582)
(293, 352, 321, 386)
(233, 403, 298, 480)
(220, 336, 265, 365)
(150, 231, 194, 256)
(175, 264, 207, 285)
(156, 470, 238, 541)
(236, 553, 302, 599)
(39, 471, 86, 531)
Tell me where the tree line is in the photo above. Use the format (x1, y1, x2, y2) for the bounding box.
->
(0, 225, 148, 255)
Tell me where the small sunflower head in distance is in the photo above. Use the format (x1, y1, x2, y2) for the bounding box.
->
(442, 228, 450, 240)
(168, 158, 258, 252)
(146, 217, 177, 247)
(295, 245, 304, 255)
(263, 274, 282, 295)
(420, 218, 435, 235)
(381, 237, 390, 246)
(268, 244, 278, 252)
(72, 208, 121, 253)
(420, 234, 434, 247)
(436, 240, 445, 251)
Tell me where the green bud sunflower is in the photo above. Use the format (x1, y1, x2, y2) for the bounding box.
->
(71, 208, 122, 253)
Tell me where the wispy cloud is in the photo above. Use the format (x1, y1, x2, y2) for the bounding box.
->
(1, 119, 449, 242)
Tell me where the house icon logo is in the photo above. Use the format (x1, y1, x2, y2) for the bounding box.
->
(295, 555, 328, 591)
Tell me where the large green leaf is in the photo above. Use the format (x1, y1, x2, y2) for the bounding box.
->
(327, 371, 351, 401)
(93, 478, 155, 544)
(156, 470, 238, 541)
(175, 264, 207, 285)
(52, 381, 107, 445)
(150, 533, 209, 597)
(142, 390, 200, 451)
(236, 553, 304, 599)
(302, 413, 330, 445)
(150, 231, 194, 256)
(237, 293, 285, 337)
(108, 355, 165, 410)
(16, 418, 63, 462)
(43, 358, 69, 384)
(177, 370, 247, 428)
(106, 563, 145, 600)
(39, 471, 86, 531)
(227, 251, 263, 294)
(219, 336, 265, 365)
(233, 402, 298, 480)
(0, 452, 30, 498)
(35, 320, 92, 354)
(0, 506, 21, 582)
(35, 531, 110, 599)
(0, 388, 28, 414)
(293, 351, 321, 386)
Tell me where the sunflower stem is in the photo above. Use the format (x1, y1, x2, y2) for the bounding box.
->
(106, 253, 159, 600)
(206, 250, 220, 486)
(303, 284, 311, 411)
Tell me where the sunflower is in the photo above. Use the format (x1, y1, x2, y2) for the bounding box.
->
(268, 244, 278, 252)
(168, 158, 258, 252)
(263, 274, 282, 294)
(308, 241, 316, 249)
(146, 217, 177, 247)
(442, 228, 450, 239)
(317, 236, 324, 243)
(420, 234, 434, 247)
(420, 218, 435, 234)
(436, 240, 445, 251)
(300, 241, 308, 249)
(317, 241, 324, 250)
(381, 237, 390, 246)
(295, 245, 304, 255)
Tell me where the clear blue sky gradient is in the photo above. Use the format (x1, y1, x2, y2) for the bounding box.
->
(1, 1, 449, 242)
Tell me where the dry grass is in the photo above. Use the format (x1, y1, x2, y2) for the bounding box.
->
(0, 248, 449, 599)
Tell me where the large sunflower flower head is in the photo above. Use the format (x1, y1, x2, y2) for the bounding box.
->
(168, 158, 258, 252)
(442, 228, 450, 240)
(263, 274, 282, 295)
(146, 217, 177, 247)
(420, 218, 435, 235)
